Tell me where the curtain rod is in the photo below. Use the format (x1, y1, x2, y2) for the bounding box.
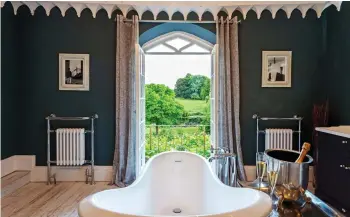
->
(122, 19, 241, 24)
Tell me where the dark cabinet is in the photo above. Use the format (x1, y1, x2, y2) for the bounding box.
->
(315, 132, 350, 216)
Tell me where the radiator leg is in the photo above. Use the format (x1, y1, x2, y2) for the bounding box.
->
(53, 173, 56, 185)
(47, 118, 51, 185)
(47, 164, 57, 185)
(84, 166, 95, 185)
(47, 161, 51, 185)
(85, 168, 89, 184)
(91, 163, 95, 185)
(90, 117, 95, 185)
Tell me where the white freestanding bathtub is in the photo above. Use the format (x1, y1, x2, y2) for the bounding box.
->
(78, 151, 272, 217)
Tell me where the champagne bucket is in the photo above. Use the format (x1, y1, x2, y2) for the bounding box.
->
(264, 149, 313, 202)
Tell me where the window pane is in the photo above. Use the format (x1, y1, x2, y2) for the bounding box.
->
(182, 44, 210, 53)
(146, 44, 175, 53)
(165, 38, 190, 50)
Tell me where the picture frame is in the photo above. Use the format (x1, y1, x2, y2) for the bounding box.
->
(262, 51, 292, 87)
(59, 53, 90, 91)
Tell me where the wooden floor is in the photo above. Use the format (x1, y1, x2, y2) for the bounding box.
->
(1, 171, 30, 188)
(1, 182, 115, 217)
(1, 171, 31, 198)
(1, 181, 316, 217)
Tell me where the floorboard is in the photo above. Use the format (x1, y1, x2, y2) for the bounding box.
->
(1, 182, 115, 217)
(1, 171, 30, 188)
(1, 171, 31, 198)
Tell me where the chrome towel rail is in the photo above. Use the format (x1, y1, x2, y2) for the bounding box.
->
(46, 113, 98, 185)
(253, 113, 303, 152)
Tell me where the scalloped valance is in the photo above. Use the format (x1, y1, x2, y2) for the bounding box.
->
(1, 1, 343, 20)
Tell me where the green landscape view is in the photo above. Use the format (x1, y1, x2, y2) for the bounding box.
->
(145, 73, 211, 160)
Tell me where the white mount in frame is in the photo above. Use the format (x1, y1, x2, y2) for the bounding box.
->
(59, 53, 90, 91)
(262, 51, 292, 88)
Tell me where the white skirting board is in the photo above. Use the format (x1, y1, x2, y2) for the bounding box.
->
(30, 165, 314, 183)
(1, 155, 36, 177)
(1, 155, 313, 182)
(1, 156, 15, 177)
(31, 166, 113, 182)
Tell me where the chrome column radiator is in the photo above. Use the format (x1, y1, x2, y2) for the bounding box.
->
(56, 128, 85, 166)
(46, 114, 98, 185)
(265, 128, 293, 150)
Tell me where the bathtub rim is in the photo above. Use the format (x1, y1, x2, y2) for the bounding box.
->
(130, 151, 237, 190)
(133, 151, 221, 187)
(78, 151, 273, 217)
(79, 192, 273, 217)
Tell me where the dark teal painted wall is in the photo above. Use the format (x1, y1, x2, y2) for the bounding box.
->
(239, 10, 324, 164)
(1, 3, 22, 159)
(15, 6, 117, 165)
(324, 3, 350, 125)
(1, 4, 344, 165)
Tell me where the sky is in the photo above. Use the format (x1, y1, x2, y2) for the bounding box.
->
(145, 55, 211, 89)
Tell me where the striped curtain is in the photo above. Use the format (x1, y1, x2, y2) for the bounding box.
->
(112, 15, 139, 187)
(216, 16, 246, 181)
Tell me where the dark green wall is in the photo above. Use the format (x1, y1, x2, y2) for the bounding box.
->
(15, 6, 117, 165)
(239, 10, 324, 164)
(1, 3, 21, 159)
(324, 3, 350, 125)
(1, 4, 342, 166)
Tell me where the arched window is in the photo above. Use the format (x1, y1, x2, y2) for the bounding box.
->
(136, 30, 218, 175)
(142, 31, 214, 55)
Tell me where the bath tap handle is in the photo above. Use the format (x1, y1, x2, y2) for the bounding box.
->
(340, 165, 345, 168)
(210, 146, 229, 153)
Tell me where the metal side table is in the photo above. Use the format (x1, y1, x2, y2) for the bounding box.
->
(268, 191, 345, 217)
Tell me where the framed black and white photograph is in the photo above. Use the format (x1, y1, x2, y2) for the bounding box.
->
(262, 51, 292, 87)
(59, 53, 89, 91)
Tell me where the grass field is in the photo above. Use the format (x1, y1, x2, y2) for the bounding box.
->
(175, 98, 207, 113)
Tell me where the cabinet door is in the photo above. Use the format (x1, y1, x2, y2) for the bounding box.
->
(317, 133, 340, 198)
(338, 137, 350, 214)
(338, 171, 350, 215)
(317, 133, 350, 214)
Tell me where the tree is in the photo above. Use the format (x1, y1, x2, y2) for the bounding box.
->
(201, 101, 211, 133)
(189, 75, 206, 99)
(200, 78, 210, 102)
(146, 84, 186, 133)
(174, 73, 192, 98)
(174, 74, 210, 100)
